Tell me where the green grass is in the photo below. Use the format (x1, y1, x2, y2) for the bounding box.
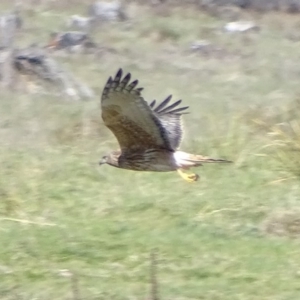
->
(1, 2, 300, 299)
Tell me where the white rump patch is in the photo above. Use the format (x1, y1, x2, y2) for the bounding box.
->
(173, 151, 195, 168)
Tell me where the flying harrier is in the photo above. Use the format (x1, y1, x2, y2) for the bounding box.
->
(99, 69, 231, 182)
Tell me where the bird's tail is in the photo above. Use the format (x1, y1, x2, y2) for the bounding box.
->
(174, 151, 232, 168)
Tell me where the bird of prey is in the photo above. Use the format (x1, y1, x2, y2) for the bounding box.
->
(99, 69, 231, 182)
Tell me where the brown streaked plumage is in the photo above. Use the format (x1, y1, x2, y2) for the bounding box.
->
(99, 68, 232, 182)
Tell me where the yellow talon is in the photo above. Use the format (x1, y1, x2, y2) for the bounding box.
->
(177, 169, 199, 182)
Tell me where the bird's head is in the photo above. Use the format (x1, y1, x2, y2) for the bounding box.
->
(99, 155, 107, 166)
(99, 151, 120, 167)
(99, 155, 109, 166)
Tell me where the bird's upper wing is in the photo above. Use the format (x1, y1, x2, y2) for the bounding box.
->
(101, 69, 172, 151)
(149, 96, 189, 149)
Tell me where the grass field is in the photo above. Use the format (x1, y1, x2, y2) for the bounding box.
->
(1, 1, 300, 299)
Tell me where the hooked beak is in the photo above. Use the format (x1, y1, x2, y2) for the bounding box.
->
(99, 158, 106, 166)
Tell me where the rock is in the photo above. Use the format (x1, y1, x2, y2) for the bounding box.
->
(88, 1, 127, 22)
(224, 21, 259, 33)
(47, 31, 97, 52)
(190, 40, 213, 53)
(67, 15, 94, 31)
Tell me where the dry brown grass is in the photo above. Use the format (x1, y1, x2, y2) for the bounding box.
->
(262, 208, 300, 238)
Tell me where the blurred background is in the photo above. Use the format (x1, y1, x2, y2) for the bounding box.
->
(1, 0, 300, 299)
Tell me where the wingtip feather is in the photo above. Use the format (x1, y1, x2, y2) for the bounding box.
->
(116, 68, 123, 78)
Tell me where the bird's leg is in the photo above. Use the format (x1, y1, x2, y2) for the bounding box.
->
(177, 169, 199, 182)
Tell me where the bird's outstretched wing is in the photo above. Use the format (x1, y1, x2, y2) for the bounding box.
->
(149, 96, 189, 150)
(101, 69, 172, 151)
